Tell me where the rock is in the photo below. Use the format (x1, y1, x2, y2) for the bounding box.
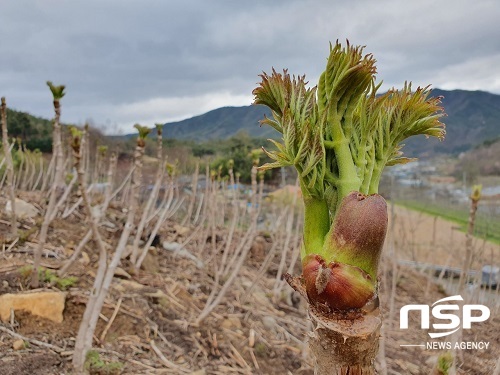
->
(425, 355, 438, 368)
(79, 251, 90, 266)
(140, 250, 159, 274)
(162, 241, 182, 251)
(283, 289, 301, 308)
(91, 206, 103, 220)
(262, 316, 277, 330)
(0, 291, 66, 323)
(5, 198, 39, 219)
(221, 317, 242, 330)
(12, 339, 25, 350)
(163, 242, 204, 268)
(173, 224, 190, 236)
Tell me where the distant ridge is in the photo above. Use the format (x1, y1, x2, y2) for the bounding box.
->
(153, 88, 500, 156)
(8, 89, 498, 157)
(404, 89, 500, 156)
(161, 104, 273, 140)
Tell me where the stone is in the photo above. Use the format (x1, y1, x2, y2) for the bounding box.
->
(163, 242, 204, 268)
(5, 198, 39, 219)
(12, 339, 25, 350)
(425, 355, 438, 368)
(262, 316, 277, 330)
(162, 241, 182, 251)
(173, 224, 190, 236)
(221, 317, 242, 330)
(140, 251, 159, 274)
(79, 251, 90, 265)
(0, 291, 66, 323)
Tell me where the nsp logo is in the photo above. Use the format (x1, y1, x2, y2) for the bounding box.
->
(400, 295, 490, 338)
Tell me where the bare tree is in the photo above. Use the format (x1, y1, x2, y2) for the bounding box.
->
(1, 97, 17, 238)
(32, 82, 66, 288)
(72, 124, 150, 374)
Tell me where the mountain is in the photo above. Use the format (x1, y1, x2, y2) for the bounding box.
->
(163, 105, 274, 140)
(3, 108, 54, 152)
(403, 89, 500, 157)
(158, 89, 500, 157)
(3, 107, 106, 153)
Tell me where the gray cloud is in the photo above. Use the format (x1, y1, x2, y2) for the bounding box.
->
(1, 0, 499, 133)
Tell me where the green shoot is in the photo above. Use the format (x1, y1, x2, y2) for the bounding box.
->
(46, 81, 66, 100)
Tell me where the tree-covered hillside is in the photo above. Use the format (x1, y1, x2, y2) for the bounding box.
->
(2, 107, 105, 154)
(162, 105, 276, 140)
(403, 89, 500, 156)
(5, 88, 500, 158)
(4, 108, 53, 152)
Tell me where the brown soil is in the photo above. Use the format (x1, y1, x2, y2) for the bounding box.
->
(0, 198, 498, 374)
(392, 205, 499, 270)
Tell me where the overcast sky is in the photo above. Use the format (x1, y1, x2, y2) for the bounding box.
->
(1, 0, 499, 134)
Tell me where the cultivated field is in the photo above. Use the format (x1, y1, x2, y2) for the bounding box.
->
(0, 178, 498, 374)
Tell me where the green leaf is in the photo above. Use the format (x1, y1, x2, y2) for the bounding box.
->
(254, 41, 446, 207)
(134, 124, 151, 139)
(46, 81, 66, 100)
(386, 157, 417, 166)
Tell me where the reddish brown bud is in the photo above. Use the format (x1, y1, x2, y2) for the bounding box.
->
(302, 254, 375, 311)
(326, 192, 388, 279)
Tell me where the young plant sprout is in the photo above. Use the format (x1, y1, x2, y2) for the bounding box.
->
(134, 123, 151, 147)
(32, 81, 66, 288)
(253, 41, 445, 374)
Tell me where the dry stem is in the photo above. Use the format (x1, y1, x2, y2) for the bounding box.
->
(1, 97, 18, 238)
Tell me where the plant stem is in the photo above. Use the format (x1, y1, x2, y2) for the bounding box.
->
(328, 116, 360, 204)
(1, 97, 17, 238)
(459, 187, 481, 291)
(368, 161, 384, 194)
(32, 98, 64, 288)
(131, 126, 163, 266)
(308, 309, 381, 375)
(302, 193, 330, 258)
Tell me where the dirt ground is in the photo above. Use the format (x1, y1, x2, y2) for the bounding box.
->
(0, 199, 498, 374)
(391, 205, 499, 271)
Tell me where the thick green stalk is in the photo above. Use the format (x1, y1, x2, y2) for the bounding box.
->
(327, 112, 361, 204)
(302, 193, 330, 258)
(330, 138, 360, 203)
(360, 144, 375, 194)
(368, 161, 384, 194)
